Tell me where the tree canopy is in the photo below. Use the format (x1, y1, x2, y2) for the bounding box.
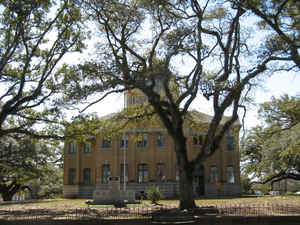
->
(232, 0, 300, 68)
(57, 0, 298, 209)
(241, 95, 300, 186)
(0, 0, 86, 139)
(0, 136, 62, 201)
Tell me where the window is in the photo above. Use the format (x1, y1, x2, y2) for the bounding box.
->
(156, 163, 166, 181)
(83, 168, 91, 184)
(210, 166, 218, 183)
(175, 165, 180, 181)
(68, 168, 76, 185)
(157, 134, 164, 147)
(128, 95, 136, 105)
(102, 164, 111, 184)
(120, 134, 128, 149)
(193, 135, 203, 145)
(226, 136, 234, 151)
(102, 137, 111, 149)
(84, 142, 91, 154)
(120, 164, 128, 183)
(69, 142, 76, 154)
(137, 134, 148, 148)
(226, 166, 235, 183)
(137, 164, 148, 183)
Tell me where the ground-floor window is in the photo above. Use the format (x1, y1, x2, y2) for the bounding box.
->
(102, 164, 111, 184)
(156, 163, 166, 181)
(138, 163, 148, 183)
(83, 168, 91, 184)
(226, 166, 235, 183)
(210, 166, 218, 183)
(175, 165, 179, 181)
(68, 168, 76, 185)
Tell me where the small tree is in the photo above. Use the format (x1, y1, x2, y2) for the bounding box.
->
(147, 186, 164, 205)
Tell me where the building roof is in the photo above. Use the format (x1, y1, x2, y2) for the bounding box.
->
(99, 109, 241, 127)
(187, 110, 241, 126)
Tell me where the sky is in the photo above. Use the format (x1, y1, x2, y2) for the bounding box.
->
(62, 5, 300, 132)
(79, 69, 300, 131)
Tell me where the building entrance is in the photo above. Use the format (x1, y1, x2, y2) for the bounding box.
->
(193, 164, 205, 196)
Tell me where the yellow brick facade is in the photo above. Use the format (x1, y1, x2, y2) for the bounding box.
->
(63, 124, 241, 198)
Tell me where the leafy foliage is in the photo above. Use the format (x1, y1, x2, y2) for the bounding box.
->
(0, 136, 63, 201)
(147, 186, 164, 204)
(241, 95, 300, 186)
(232, 0, 300, 69)
(0, 0, 86, 139)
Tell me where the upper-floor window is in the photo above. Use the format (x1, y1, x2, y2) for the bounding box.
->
(226, 136, 234, 151)
(102, 164, 111, 184)
(120, 134, 128, 149)
(69, 142, 76, 154)
(210, 166, 218, 184)
(83, 168, 91, 184)
(84, 142, 91, 154)
(156, 134, 164, 148)
(137, 134, 148, 148)
(102, 137, 111, 149)
(226, 166, 235, 183)
(68, 168, 76, 185)
(193, 135, 203, 145)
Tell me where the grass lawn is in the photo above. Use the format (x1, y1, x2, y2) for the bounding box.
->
(1, 195, 300, 209)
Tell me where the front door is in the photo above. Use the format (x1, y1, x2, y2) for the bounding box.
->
(194, 164, 205, 196)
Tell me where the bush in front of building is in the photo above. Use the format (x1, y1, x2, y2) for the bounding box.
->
(147, 186, 164, 204)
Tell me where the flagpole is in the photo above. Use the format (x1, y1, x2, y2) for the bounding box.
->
(123, 92, 126, 192)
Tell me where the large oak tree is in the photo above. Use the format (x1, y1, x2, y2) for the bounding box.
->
(62, 0, 297, 209)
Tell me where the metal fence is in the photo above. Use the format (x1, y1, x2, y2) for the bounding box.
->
(0, 203, 300, 222)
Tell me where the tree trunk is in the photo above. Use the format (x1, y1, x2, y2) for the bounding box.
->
(178, 165, 196, 210)
(173, 134, 197, 210)
(2, 192, 14, 201)
(0, 183, 21, 201)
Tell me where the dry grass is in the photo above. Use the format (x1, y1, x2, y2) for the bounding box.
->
(0, 195, 300, 210)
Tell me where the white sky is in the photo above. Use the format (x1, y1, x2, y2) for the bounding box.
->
(78, 70, 300, 131)
(62, 9, 300, 131)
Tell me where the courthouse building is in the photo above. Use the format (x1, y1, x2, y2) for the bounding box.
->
(63, 90, 242, 198)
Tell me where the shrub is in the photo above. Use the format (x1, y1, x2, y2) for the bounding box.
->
(147, 186, 163, 204)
